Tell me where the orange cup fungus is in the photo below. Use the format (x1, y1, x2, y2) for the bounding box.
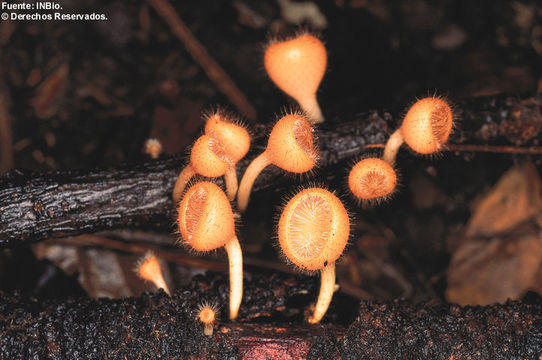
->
(177, 181, 243, 319)
(237, 113, 318, 212)
(348, 157, 397, 204)
(143, 138, 163, 159)
(173, 112, 251, 203)
(278, 187, 350, 323)
(204, 111, 251, 200)
(197, 302, 219, 336)
(135, 251, 171, 296)
(382, 96, 454, 166)
(265, 33, 327, 124)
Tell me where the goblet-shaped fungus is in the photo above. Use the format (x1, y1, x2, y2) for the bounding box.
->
(237, 113, 318, 212)
(204, 111, 251, 200)
(177, 181, 243, 319)
(278, 187, 350, 323)
(382, 96, 454, 166)
(348, 157, 397, 204)
(265, 33, 327, 124)
(135, 251, 171, 296)
(172, 134, 232, 203)
(197, 302, 219, 336)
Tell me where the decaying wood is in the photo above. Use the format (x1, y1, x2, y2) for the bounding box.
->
(0, 93, 541, 247)
(0, 272, 541, 359)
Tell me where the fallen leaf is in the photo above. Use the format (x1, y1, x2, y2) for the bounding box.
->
(446, 224, 542, 305)
(447, 162, 542, 306)
(466, 162, 542, 238)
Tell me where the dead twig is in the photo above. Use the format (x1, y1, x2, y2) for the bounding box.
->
(147, 0, 257, 120)
(46, 234, 373, 301)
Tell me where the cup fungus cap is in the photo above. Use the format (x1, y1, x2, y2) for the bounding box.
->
(137, 251, 163, 283)
(400, 97, 453, 154)
(267, 114, 318, 173)
(348, 158, 397, 200)
(205, 113, 250, 163)
(265, 34, 327, 104)
(199, 305, 216, 325)
(190, 135, 232, 178)
(178, 182, 235, 252)
(278, 188, 349, 271)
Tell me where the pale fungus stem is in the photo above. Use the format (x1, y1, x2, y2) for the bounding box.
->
(299, 95, 324, 124)
(224, 167, 239, 201)
(309, 262, 336, 324)
(224, 237, 243, 320)
(172, 164, 196, 203)
(382, 130, 404, 167)
(237, 153, 270, 212)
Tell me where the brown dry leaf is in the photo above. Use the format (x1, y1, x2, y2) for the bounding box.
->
(466, 162, 542, 238)
(446, 162, 542, 306)
(446, 225, 542, 305)
(32, 63, 69, 119)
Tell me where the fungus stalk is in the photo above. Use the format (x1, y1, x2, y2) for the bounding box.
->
(172, 165, 197, 202)
(381, 130, 404, 166)
(224, 237, 243, 319)
(310, 262, 336, 324)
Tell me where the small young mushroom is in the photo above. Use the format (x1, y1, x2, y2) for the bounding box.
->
(237, 113, 318, 212)
(172, 134, 232, 203)
(134, 251, 171, 296)
(177, 181, 243, 319)
(278, 187, 350, 323)
(143, 138, 163, 159)
(265, 33, 327, 124)
(197, 302, 219, 336)
(204, 110, 251, 200)
(348, 157, 397, 204)
(382, 96, 454, 166)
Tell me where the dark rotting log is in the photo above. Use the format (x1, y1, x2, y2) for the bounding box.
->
(0, 273, 541, 360)
(0, 93, 541, 246)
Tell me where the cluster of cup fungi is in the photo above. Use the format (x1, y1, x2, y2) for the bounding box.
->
(134, 31, 455, 335)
